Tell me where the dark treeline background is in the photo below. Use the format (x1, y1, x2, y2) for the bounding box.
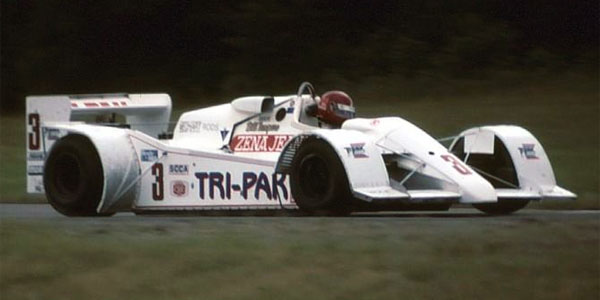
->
(1, 0, 597, 113)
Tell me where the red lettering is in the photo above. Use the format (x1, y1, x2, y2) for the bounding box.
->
(441, 154, 472, 175)
(231, 135, 293, 152)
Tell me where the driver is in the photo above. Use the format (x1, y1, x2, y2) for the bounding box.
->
(316, 91, 355, 127)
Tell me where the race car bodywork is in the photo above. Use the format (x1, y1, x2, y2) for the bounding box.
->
(26, 82, 576, 216)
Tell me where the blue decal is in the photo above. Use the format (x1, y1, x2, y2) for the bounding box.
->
(518, 144, 539, 160)
(27, 165, 44, 175)
(141, 149, 159, 162)
(344, 143, 368, 158)
(220, 128, 230, 141)
(46, 128, 61, 140)
(27, 152, 45, 161)
(286, 107, 295, 114)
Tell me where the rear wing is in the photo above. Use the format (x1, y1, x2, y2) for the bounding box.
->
(26, 93, 171, 137)
(26, 93, 172, 193)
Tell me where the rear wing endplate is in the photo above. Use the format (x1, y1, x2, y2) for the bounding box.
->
(25, 93, 171, 193)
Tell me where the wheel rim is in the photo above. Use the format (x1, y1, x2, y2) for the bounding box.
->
(298, 154, 330, 199)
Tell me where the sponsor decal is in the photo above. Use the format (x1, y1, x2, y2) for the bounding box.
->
(345, 143, 368, 158)
(180, 121, 202, 132)
(370, 119, 380, 126)
(220, 128, 230, 141)
(245, 121, 280, 132)
(170, 180, 189, 197)
(27, 152, 45, 161)
(168, 164, 189, 175)
(27, 165, 44, 175)
(518, 144, 539, 159)
(231, 134, 292, 152)
(141, 149, 159, 162)
(286, 107, 295, 114)
(194, 171, 288, 201)
(46, 128, 61, 140)
(178, 121, 219, 133)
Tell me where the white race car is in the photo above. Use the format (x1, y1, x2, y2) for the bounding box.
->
(26, 82, 575, 216)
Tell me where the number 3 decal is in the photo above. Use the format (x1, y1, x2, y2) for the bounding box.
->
(441, 154, 472, 175)
(28, 113, 41, 150)
(152, 163, 164, 200)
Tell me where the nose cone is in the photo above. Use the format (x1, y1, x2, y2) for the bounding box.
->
(419, 151, 498, 203)
(456, 174, 498, 203)
(346, 117, 499, 203)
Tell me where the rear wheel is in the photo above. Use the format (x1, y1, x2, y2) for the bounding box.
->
(473, 199, 530, 215)
(44, 135, 110, 216)
(290, 138, 351, 215)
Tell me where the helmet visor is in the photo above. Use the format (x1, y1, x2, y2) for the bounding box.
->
(333, 103, 355, 120)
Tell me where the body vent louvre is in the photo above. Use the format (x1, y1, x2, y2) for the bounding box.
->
(275, 135, 309, 174)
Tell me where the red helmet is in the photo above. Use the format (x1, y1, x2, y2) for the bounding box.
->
(317, 91, 355, 126)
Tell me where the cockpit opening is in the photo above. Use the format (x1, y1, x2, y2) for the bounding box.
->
(296, 82, 356, 128)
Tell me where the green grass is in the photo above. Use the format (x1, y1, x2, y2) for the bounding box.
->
(1, 214, 598, 299)
(0, 115, 44, 203)
(0, 74, 598, 208)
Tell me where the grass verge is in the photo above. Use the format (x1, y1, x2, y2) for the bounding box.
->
(1, 214, 598, 299)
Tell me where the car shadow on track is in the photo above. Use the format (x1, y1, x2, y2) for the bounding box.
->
(133, 209, 492, 218)
(349, 211, 494, 218)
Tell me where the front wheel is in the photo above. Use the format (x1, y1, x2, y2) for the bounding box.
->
(473, 199, 530, 215)
(290, 138, 352, 215)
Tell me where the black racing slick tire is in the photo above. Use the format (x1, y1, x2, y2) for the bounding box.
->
(290, 138, 352, 215)
(44, 134, 109, 216)
(473, 199, 530, 215)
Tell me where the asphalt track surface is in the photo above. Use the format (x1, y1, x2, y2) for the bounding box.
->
(1, 204, 598, 221)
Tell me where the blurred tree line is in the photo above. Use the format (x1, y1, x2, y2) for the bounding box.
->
(1, 0, 597, 113)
